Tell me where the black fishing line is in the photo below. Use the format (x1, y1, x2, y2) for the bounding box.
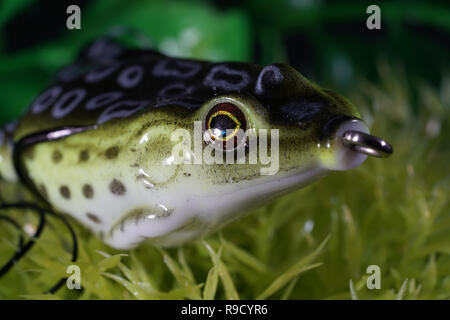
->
(0, 214, 25, 272)
(0, 203, 46, 278)
(0, 126, 93, 293)
(44, 210, 79, 294)
(0, 203, 79, 294)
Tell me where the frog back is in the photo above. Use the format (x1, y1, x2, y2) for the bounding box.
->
(14, 38, 262, 142)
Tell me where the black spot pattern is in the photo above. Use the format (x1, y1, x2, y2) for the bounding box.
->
(39, 184, 48, 199)
(117, 65, 144, 88)
(79, 150, 90, 162)
(110, 179, 126, 195)
(105, 146, 119, 159)
(152, 59, 201, 78)
(20, 39, 341, 147)
(86, 212, 102, 224)
(255, 65, 284, 95)
(60, 186, 71, 199)
(52, 150, 63, 163)
(204, 65, 251, 91)
(82, 184, 94, 199)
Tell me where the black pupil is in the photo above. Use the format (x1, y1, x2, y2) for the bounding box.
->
(210, 115, 238, 137)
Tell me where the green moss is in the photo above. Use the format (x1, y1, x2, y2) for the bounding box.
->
(0, 63, 449, 300)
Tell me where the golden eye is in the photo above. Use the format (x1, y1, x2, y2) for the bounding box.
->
(205, 103, 247, 149)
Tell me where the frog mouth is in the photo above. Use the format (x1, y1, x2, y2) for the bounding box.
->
(106, 205, 204, 249)
(107, 205, 174, 239)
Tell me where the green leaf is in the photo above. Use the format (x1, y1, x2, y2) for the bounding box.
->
(396, 279, 409, 300)
(203, 266, 219, 300)
(98, 254, 126, 272)
(220, 236, 268, 273)
(349, 279, 358, 300)
(0, 0, 35, 27)
(204, 241, 239, 300)
(160, 249, 201, 300)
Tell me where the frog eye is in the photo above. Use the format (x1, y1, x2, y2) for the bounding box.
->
(205, 103, 247, 150)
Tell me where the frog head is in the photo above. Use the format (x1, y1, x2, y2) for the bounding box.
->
(104, 62, 391, 248)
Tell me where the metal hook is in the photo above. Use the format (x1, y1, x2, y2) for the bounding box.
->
(341, 130, 393, 158)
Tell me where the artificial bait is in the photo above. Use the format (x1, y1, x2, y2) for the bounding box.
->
(0, 37, 392, 256)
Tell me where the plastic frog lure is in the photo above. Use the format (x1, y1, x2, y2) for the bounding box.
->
(0, 34, 392, 293)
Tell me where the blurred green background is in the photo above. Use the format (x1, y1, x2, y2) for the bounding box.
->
(0, 0, 449, 300)
(0, 0, 449, 124)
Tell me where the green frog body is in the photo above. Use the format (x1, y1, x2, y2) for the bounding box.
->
(0, 38, 390, 249)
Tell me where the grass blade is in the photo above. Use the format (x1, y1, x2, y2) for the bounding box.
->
(256, 235, 329, 300)
(203, 266, 219, 300)
(204, 241, 239, 300)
